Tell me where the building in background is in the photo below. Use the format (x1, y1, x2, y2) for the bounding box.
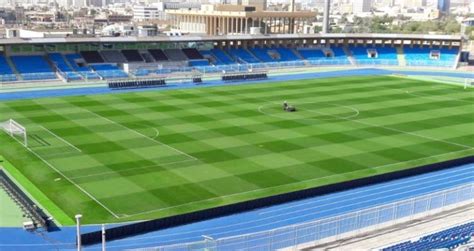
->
(438, 0, 450, 13)
(353, 0, 372, 14)
(166, 2, 316, 35)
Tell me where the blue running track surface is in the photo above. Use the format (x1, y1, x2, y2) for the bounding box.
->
(0, 163, 472, 250)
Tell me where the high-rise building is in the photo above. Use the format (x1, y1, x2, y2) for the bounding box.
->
(437, 0, 450, 13)
(353, 0, 372, 14)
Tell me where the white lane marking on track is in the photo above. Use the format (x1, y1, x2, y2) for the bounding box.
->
(116, 148, 473, 218)
(39, 125, 82, 152)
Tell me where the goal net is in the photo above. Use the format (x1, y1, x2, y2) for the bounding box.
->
(1, 119, 27, 147)
(464, 79, 474, 89)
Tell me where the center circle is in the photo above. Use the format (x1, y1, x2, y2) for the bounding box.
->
(258, 102, 359, 121)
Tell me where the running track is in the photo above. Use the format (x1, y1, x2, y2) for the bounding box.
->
(0, 163, 472, 250)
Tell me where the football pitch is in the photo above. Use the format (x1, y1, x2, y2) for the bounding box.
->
(0, 75, 473, 224)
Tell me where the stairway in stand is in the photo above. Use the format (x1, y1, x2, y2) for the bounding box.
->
(342, 46, 356, 66)
(396, 47, 406, 67)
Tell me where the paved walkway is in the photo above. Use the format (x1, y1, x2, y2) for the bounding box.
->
(312, 203, 474, 251)
(0, 186, 26, 227)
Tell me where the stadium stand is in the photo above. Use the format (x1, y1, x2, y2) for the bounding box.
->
(80, 51, 105, 64)
(349, 46, 399, 65)
(121, 50, 144, 62)
(0, 55, 17, 81)
(91, 64, 128, 79)
(383, 222, 474, 251)
(276, 47, 300, 61)
(140, 51, 155, 63)
(182, 48, 204, 60)
(48, 53, 83, 80)
(298, 47, 351, 65)
(404, 46, 459, 67)
(11, 55, 56, 80)
(227, 48, 260, 63)
(148, 49, 168, 61)
(250, 47, 277, 62)
(199, 50, 224, 65)
(210, 48, 235, 64)
(164, 49, 188, 61)
(65, 54, 101, 80)
(189, 59, 210, 67)
(100, 50, 127, 63)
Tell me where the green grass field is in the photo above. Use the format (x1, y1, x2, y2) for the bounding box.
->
(0, 76, 473, 224)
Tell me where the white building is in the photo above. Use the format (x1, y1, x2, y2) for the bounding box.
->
(353, 0, 372, 14)
(132, 4, 165, 21)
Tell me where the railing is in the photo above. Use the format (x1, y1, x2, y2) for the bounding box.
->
(135, 183, 474, 251)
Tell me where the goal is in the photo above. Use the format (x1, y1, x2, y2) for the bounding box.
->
(1, 119, 27, 147)
(464, 79, 474, 89)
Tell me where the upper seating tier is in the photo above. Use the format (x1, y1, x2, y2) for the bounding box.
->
(182, 48, 204, 60)
(164, 49, 188, 61)
(80, 51, 105, 64)
(148, 49, 168, 61)
(122, 50, 144, 62)
(100, 50, 127, 63)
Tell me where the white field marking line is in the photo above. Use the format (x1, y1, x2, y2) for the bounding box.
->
(5, 132, 120, 218)
(117, 148, 474, 218)
(69, 158, 197, 180)
(97, 170, 474, 242)
(257, 102, 360, 121)
(227, 84, 473, 150)
(91, 174, 474, 244)
(152, 128, 160, 140)
(39, 125, 82, 152)
(261, 99, 473, 150)
(82, 109, 198, 161)
(380, 84, 473, 105)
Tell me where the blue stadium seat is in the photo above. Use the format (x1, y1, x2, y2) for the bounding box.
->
(48, 53, 83, 81)
(226, 48, 260, 63)
(404, 46, 458, 67)
(210, 49, 234, 65)
(383, 222, 474, 251)
(11, 55, 56, 80)
(189, 59, 210, 67)
(349, 46, 398, 65)
(65, 54, 101, 80)
(0, 55, 17, 82)
(91, 64, 128, 79)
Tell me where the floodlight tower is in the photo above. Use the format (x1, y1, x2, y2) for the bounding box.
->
(322, 0, 330, 33)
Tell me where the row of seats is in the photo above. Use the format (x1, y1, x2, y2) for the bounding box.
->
(222, 72, 268, 81)
(108, 79, 166, 89)
(0, 45, 461, 82)
(383, 222, 474, 251)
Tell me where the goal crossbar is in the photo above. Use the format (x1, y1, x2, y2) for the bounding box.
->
(1, 119, 27, 147)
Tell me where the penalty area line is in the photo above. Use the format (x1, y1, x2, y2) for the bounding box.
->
(7, 131, 120, 218)
(83, 108, 198, 161)
(39, 125, 82, 152)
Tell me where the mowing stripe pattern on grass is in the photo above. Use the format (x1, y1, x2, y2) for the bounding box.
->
(0, 76, 472, 223)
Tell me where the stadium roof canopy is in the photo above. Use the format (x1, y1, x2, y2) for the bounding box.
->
(0, 33, 463, 45)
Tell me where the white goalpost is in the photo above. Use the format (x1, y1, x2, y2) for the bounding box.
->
(1, 119, 27, 147)
(464, 79, 474, 89)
